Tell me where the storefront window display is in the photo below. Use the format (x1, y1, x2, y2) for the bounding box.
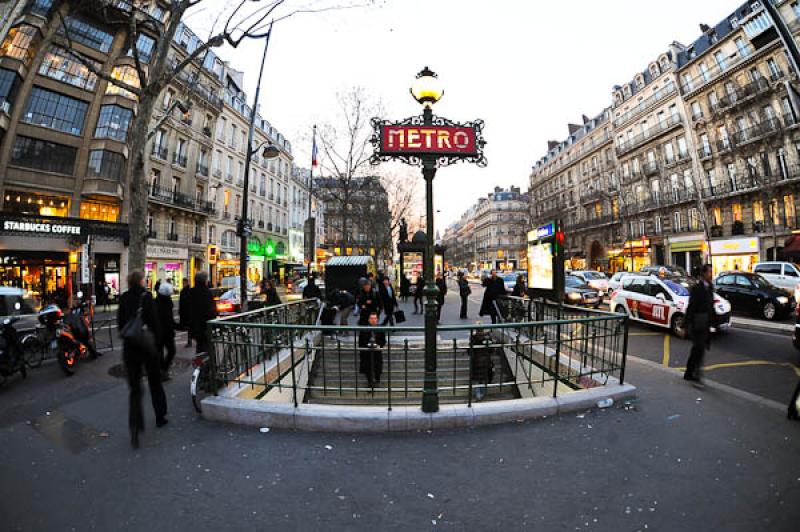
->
(0, 252, 69, 308)
(4, 189, 69, 217)
(710, 237, 759, 276)
(80, 201, 120, 222)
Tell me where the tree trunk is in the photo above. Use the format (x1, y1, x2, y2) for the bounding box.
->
(126, 92, 157, 274)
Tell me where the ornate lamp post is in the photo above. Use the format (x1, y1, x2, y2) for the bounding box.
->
(371, 67, 486, 413)
(410, 67, 445, 413)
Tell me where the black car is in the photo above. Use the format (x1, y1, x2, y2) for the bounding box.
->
(714, 271, 794, 321)
(564, 275, 601, 308)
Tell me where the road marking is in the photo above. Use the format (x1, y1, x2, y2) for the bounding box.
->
(662, 334, 670, 367)
(675, 359, 800, 377)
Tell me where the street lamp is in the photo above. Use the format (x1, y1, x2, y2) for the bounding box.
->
(412, 66, 443, 413)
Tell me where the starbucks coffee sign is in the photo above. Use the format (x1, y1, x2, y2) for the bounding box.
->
(2, 219, 81, 235)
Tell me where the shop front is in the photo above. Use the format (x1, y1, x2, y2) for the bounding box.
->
(668, 234, 705, 274)
(608, 238, 652, 273)
(146, 244, 188, 291)
(0, 214, 128, 308)
(710, 237, 760, 276)
(215, 254, 239, 287)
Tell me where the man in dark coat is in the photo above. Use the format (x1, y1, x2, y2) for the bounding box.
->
(179, 278, 192, 348)
(400, 275, 410, 302)
(264, 279, 282, 307)
(684, 264, 714, 388)
(356, 281, 381, 325)
(480, 270, 508, 324)
(188, 271, 217, 354)
(435, 272, 447, 323)
(457, 271, 471, 319)
(511, 274, 527, 297)
(378, 276, 398, 326)
(358, 312, 386, 387)
(302, 274, 322, 300)
(155, 281, 177, 380)
(117, 271, 167, 448)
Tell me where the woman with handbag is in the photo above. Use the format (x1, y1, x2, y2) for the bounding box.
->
(118, 271, 168, 448)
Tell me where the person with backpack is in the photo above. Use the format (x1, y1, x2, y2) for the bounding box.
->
(155, 281, 177, 381)
(118, 271, 167, 448)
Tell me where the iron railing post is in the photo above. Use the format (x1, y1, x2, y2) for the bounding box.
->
(620, 316, 629, 385)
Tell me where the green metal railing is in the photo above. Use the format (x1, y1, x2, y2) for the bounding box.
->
(205, 297, 629, 410)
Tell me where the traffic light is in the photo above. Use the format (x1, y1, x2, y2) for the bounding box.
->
(208, 245, 219, 264)
(554, 230, 565, 254)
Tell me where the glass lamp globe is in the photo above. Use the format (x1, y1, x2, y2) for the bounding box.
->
(410, 67, 443, 107)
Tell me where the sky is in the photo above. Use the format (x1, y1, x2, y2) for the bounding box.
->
(187, 0, 741, 228)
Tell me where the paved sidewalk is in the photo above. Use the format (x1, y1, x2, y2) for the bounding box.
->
(0, 318, 798, 531)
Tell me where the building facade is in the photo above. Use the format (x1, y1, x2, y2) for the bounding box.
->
(289, 167, 325, 267)
(529, 0, 800, 275)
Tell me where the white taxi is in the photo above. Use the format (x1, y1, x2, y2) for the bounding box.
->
(609, 275, 731, 336)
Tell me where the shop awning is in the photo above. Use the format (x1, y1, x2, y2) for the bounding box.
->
(783, 235, 800, 257)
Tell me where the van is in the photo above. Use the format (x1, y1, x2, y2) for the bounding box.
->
(752, 262, 800, 298)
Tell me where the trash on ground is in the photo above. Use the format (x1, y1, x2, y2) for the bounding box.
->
(259, 427, 270, 433)
(597, 398, 614, 408)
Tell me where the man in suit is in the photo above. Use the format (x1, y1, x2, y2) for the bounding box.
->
(378, 276, 398, 326)
(684, 264, 714, 388)
(358, 312, 386, 388)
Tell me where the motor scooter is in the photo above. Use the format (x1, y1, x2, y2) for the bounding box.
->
(57, 291, 97, 376)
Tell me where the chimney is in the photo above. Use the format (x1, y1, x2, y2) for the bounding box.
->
(567, 123, 582, 135)
(700, 23, 710, 33)
(547, 140, 559, 151)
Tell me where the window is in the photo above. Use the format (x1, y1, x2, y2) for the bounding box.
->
(734, 37, 749, 58)
(732, 203, 742, 222)
(714, 51, 727, 71)
(217, 117, 226, 140)
(80, 200, 120, 222)
(87, 150, 125, 180)
(682, 73, 694, 92)
(655, 216, 662, 234)
(754, 200, 764, 222)
(27, 0, 55, 17)
(0, 68, 20, 107)
(94, 105, 132, 141)
(690, 101, 702, 120)
(767, 58, 781, 79)
(105, 66, 140, 100)
(162, 89, 173, 110)
(4, 189, 69, 217)
(677, 136, 688, 157)
(0, 25, 39, 64)
(59, 17, 113, 52)
(712, 207, 722, 226)
(663, 142, 675, 163)
(689, 209, 700, 231)
(39, 46, 99, 90)
(699, 62, 710, 82)
(792, 1, 800, 18)
(128, 33, 155, 63)
(784, 194, 795, 222)
(23, 87, 88, 135)
(230, 124, 237, 147)
(10, 136, 76, 174)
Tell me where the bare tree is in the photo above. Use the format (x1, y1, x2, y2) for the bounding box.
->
(55, 0, 363, 271)
(316, 87, 382, 249)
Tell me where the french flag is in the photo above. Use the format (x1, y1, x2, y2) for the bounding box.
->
(311, 128, 319, 168)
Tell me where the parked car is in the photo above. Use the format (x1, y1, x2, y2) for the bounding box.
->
(569, 271, 610, 297)
(714, 271, 794, 320)
(752, 262, 800, 300)
(640, 265, 688, 278)
(219, 276, 258, 297)
(564, 275, 601, 307)
(609, 275, 731, 336)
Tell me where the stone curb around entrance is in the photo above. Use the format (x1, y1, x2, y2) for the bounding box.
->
(201, 384, 638, 432)
(731, 316, 794, 335)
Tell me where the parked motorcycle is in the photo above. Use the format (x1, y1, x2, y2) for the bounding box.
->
(57, 291, 97, 376)
(0, 302, 27, 385)
(20, 303, 63, 369)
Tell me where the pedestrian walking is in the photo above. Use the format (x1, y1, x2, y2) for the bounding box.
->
(358, 312, 386, 388)
(179, 278, 192, 348)
(413, 276, 424, 314)
(117, 271, 167, 448)
(479, 269, 508, 324)
(400, 275, 410, 302)
(155, 281, 177, 381)
(511, 274, 527, 297)
(788, 379, 800, 420)
(378, 276, 398, 326)
(684, 264, 714, 388)
(302, 273, 322, 300)
(188, 271, 217, 354)
(264, 279, 282, 307)
(457, 271, 471, 319)
(435, 272, 447, 323)
(357, 281, 381, 325)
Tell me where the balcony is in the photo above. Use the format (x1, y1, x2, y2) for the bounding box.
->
(196, 162, 209, 177)
(172, 153, 187, 168)
(149, 184, 216, 215)
(191, 235, 203, 244)
(166, 232, 179, 241)
(151, 145, 168, 160)
(697, 146, 713, 160)
(613, 84, 678, 128)
(730, 116, 790, 147)
(147, 229, 158, 239)
(616, 114, 682, 156)
(225, 173, 233, 183)
(711, 77, 771, 117)
(679, 39, 770, 96)
(642, 160, 659, 177)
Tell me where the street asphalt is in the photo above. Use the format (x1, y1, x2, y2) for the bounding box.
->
(0, 282, 798, 531)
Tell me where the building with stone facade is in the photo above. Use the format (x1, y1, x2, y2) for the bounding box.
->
(289, 166, 325, 267)
(529, 0, 800, 276)
(0, 0, 295, 303)
(443, 186, 529, 272)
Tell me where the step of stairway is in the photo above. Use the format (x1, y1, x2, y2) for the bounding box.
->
(305, 390, 519, 406)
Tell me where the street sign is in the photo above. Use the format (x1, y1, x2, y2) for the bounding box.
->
(370, 116, 486, 167)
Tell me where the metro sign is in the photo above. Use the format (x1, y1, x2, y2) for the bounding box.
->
(380, 125, 478, 156)
(370, 115, 486, 167)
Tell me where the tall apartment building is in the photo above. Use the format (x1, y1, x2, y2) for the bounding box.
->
(529, 0, 800, 275)
(443, 186, 529, 271)
(289, 167, 325, 266)
(207, 64, 293, 285)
